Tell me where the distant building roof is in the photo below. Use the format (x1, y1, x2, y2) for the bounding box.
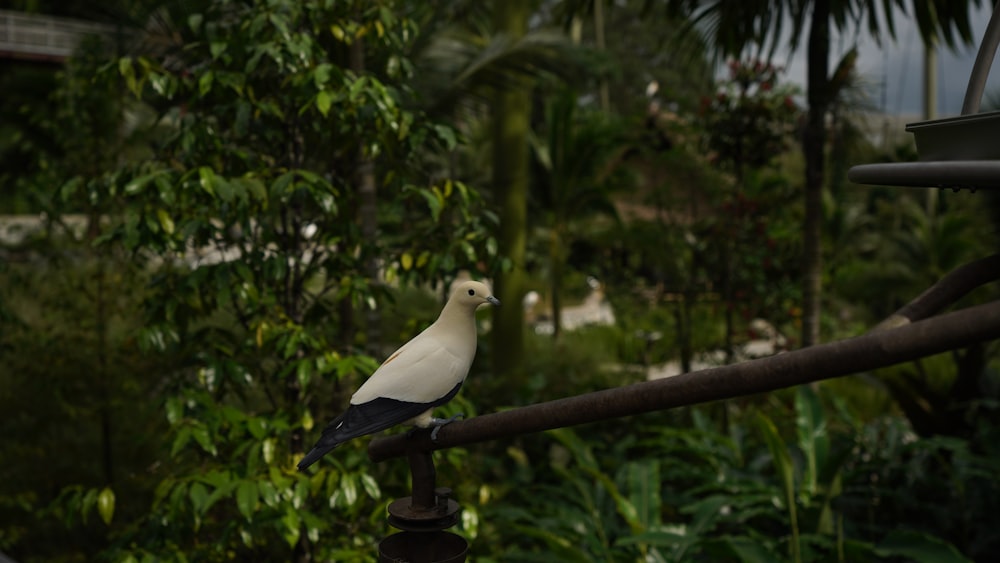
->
(0, 9, 113, 62)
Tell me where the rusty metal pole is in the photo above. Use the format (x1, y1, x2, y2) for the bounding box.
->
(370, 299, 1000, 462)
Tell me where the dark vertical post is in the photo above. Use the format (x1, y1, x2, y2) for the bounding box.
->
(378, 448, 468, 562)
(408, 450, 436, 509)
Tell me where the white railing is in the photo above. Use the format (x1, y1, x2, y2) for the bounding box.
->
(0, 9, 113, 60)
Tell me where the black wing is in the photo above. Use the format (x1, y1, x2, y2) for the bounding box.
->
(297, 381, 462, 470)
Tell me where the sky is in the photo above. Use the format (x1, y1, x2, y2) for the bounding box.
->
(779, 2, 1000, 117)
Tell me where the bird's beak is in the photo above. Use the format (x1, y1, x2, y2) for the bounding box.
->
(487, 295, 501, 306)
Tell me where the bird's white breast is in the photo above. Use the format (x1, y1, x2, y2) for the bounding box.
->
(350, 319, 477, 405)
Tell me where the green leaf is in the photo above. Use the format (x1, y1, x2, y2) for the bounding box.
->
(434, 124, 458, 149)
(348, 75, 367, 100)
(875, 530, 973, 563)
(247, 416, 267, 440)
(198, 166, 216, 196)
(312, 189, 337, 214)
(511, 522, 592, 562)
(582, 466, 640, 533)
(262, 438, 276, 465)
(616, 528, 687, 547)
(412, 187, 442, 221)
(97, 487, 115, 525)
(119, 56, 139, 96)
(758, 414, 794, 505)
(189, 481, 209, 514)
(270, 172, 295, 198)
(199, 71, 214, 97)
(316, 90, 332, 117)
(795, 385, 827, 496)
(281, 510, 301, 548)
(625, 459, 661, 529)
(330, 24, 346, 42)
(293, 478, 309, 510)
(210, 41, 226, 59)
(459, 241, 476, 263)
(714, 536, 781, 563)
(340, 473, 358, 505)
(259, 480, 279, 508)
(296, 361, 311, 389)
(314, 63, 333, 87)
(156, 209, 175, 235)
(296, 169, 321, 183)
(171, 426, 192, 457)
(165, 397, 184, 425)
(757, 413, 800, 562)
(124, 170, 169, 195)
(202, 474, 235, 514)
(236, 481, 258, 521)
(214, 176, 234, 202)
(683, 495, 729, 536)
(81, 487, 98, 524)
(238, 176, 267, 203)
(360, 473, 380, 500)
(192, 425, 218, 456)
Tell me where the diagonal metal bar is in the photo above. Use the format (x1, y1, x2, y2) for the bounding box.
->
(873, 252, 1000, 330)
(369, 299, 1000, 462)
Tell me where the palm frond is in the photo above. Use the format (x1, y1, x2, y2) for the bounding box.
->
(416, 28, 597, 115)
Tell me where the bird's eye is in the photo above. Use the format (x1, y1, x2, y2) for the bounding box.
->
(468, 289, 476, 296)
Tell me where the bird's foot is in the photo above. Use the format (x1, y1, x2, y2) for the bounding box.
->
(429, 413, 464, 442)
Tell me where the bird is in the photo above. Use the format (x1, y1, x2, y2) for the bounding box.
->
(297, 280, 500, 470)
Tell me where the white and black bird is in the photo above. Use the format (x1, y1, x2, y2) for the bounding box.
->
(297, 280, 500, 470)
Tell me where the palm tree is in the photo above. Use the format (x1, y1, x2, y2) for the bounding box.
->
(664, 0, 982, 346)
(409, 2, 589, 375)
(532, 87, 627, 338)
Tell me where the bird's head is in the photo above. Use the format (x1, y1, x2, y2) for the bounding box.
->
(451, 280, 501, 309)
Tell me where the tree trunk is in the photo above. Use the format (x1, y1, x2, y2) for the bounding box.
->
(351, 39, 381, 354)
(550, 223, 564, 339)
(492, 0, 531, 378)
(89, 212, 114, 486)
(801, 0, 830, 347)
(594, 0, 610, 111)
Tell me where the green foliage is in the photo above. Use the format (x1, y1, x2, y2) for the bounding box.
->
(476, 385, 991, 562)
(839, 412, 1000, 560)
(4, 2, 1000, 562)
(699, 59, 800, 176)
(2, 1, 494, 561)
(96, 1, 495, 559)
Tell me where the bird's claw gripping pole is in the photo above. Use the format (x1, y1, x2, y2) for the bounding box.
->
(429, 413, 464, 442)
(376, 431, 468, 562)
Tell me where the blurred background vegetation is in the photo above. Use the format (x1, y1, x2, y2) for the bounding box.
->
(1, 0, 999, 561)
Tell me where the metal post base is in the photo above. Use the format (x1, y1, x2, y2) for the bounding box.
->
(378, 531, 468, 563)
(378, 449, 467, 562)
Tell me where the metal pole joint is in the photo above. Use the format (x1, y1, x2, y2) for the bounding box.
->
(378, 448, 467, 562)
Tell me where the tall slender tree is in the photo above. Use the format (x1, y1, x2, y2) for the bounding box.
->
(665, 0, 982, 346)
(492, 0, 533, 376)
(532, 87, 626, 339)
